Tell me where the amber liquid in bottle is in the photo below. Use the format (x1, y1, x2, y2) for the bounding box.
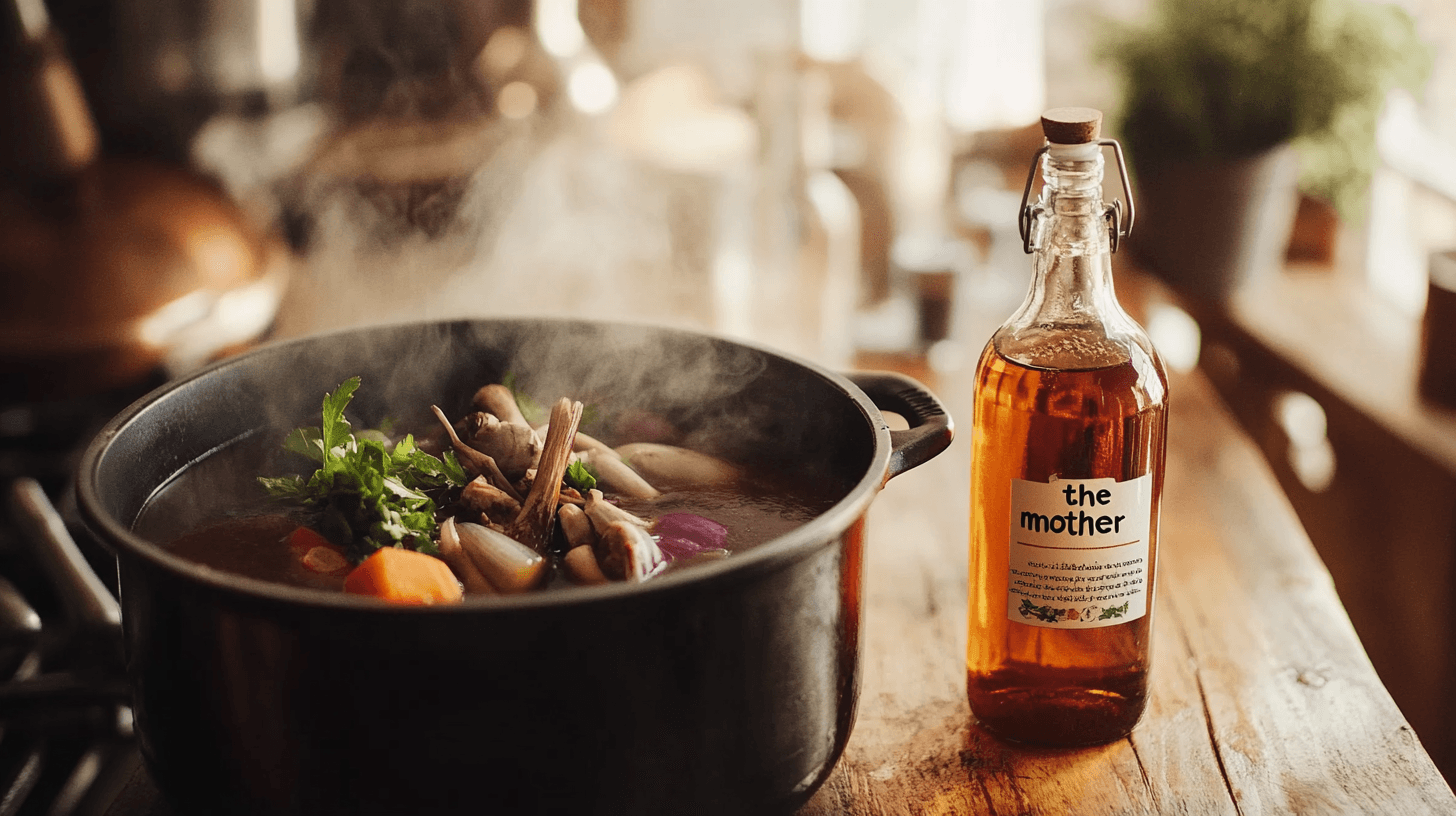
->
(966, 344, 1167, 745)
(966, 107, 1168, 745)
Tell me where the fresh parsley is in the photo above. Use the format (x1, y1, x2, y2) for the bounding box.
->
(564, 459, 597, 492)
(258, 377, 469, 561)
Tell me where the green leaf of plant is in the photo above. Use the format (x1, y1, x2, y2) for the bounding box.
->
(283, 426, 326, 463)
(440, 450, 468, 486)
(257, 474, 309, 499)
(564, 459, 597, 491)
(391, 433, 417, 461)
(320, 376, 361, 460)
(381, 475, 428, 503)
(263, 377, 479, 562)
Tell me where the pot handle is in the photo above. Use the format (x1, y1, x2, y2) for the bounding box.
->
(844, 371, 954, 481)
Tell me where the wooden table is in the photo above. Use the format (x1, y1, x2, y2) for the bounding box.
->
(100, 357, 1453, 816)
(798, 353, 1456, 814)
(1181, 264, 1456, 779)
(100, 273, 1455, 816)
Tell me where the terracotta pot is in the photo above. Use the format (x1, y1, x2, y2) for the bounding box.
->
(1128, 145, 1301, 300)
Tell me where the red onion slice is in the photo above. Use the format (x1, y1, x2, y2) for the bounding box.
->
(652, 513, 728, 560)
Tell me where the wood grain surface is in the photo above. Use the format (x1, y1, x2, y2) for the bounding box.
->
(99, 332, 1455, 816)
(1186, 266, 1456, 781)
(799, 366, 1456, 816)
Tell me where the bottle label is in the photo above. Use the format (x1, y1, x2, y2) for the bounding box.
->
(1006, 474, 1152, 629)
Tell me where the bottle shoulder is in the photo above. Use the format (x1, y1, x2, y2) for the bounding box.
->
(992, 309, 1161, 370)
(983, 319, 1169, 409)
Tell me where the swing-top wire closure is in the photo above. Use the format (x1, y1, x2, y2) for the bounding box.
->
(1018, 138, 1136, 255)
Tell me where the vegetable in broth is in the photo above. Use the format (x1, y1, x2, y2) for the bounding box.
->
(154, 377, 838, 603)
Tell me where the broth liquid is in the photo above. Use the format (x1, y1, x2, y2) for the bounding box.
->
(966, 345, 1166, 745)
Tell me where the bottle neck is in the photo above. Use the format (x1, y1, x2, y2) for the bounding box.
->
(998, 146, 1136, 369)
(1033, 145, 1112, 289)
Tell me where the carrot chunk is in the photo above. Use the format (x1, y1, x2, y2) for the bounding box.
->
(343, 547, 464, 605)
(286, 527, 351, 575)
(302, 546, 350, 574)
(286, 526, 334, 554)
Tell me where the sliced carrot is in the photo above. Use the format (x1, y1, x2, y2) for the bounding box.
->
(287, 526, 334, 554)
(343, 547, 464, 605)
(302, 546, 350, 574)
(287, 527, 351, 575)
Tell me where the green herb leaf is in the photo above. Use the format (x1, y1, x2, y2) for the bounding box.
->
(320, 376, 360, 459)
(391, 433, 417, 458)
(258, 474, 309, 499)
(440, 450, 468, 485)
(257, 377, 470, 562)
(564, 459, 597, 491)
(283, 426, 326, 463)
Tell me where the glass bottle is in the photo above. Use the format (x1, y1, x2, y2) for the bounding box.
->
(965, 107, 1168, 745)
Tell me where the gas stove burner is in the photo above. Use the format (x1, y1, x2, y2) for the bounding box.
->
(0, 479, 138, 816)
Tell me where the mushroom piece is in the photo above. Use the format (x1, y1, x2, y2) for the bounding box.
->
(563, 544, 609, 585)
(430, 405, 524, 503)
(569, 430, 612, 454)
(582, 488, 650, 531)
(504, 397, 583, 554)
(437, 517, 496, 594)
(455, 521, 547, 594)
(460, 476, 522, 526)
(613, 442, 742, 489)
(472, 383, 532, 428)
(595, 521, 666, 582)
(556, 502, 596, 550)
(460, 411, 541, 480)
(577, 448, 660, 500)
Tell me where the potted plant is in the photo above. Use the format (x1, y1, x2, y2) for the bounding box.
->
(1098, 0, 1429, 299)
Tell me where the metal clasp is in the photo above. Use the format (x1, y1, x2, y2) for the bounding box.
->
(1018, 138, 1137, 254)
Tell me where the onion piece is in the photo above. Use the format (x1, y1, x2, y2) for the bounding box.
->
(456, 521, 547, 594)
(437, 517, 496, 594)
(653, 513, 727, 550)
(655, 538, 730, 562)
(652, 512, 730, 562)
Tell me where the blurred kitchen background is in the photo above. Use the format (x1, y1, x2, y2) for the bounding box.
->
(4, 0, 1456, 789)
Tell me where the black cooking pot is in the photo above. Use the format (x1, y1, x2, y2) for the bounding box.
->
(76, 318, 952, 816)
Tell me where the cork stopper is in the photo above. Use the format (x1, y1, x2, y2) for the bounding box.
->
(1040, 107, 1102, 145)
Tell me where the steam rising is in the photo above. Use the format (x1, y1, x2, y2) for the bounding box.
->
(272, 118, 723, 346)
(250, 318, 779, 472)
(477, 321, 767, 404)
(197, 2, 845, 449)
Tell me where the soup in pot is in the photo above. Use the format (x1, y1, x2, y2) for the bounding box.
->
(135, 377, 846, 603)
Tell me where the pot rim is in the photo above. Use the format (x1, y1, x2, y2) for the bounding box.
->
(76, 316, 894, 613)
